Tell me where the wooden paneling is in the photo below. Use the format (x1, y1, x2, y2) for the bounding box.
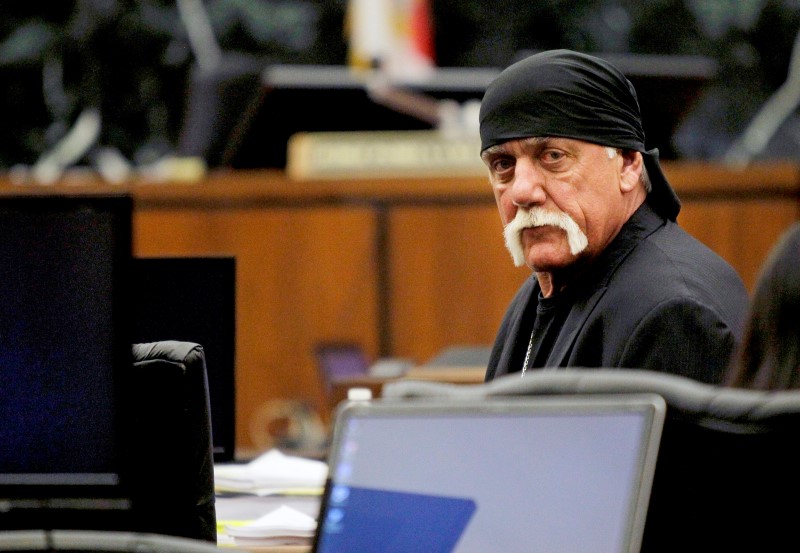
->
(3, 162, 799, 454)
(665, 161, 800, 291)
(678, 200, 800, 289)
(388, 205, 528, 363)
(131, 205, 379, 449)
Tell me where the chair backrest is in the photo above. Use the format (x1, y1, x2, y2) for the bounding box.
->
(383, 369, 800, 553)
(127, 341, 216, 543)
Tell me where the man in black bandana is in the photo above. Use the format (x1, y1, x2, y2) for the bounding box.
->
(481, 49, 749, 383)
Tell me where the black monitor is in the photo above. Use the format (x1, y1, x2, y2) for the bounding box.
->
(131, 256, 237, 462)
(0, 193, 134, 530)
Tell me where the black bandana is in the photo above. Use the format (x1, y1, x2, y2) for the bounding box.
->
(479, 49, 681, 221)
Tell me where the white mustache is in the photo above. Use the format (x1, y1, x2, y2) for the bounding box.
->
(503, 207, 589, 267)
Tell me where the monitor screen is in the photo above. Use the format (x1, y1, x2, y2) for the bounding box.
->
(131, 256, 237, 462)
(0, 193, 134, 527)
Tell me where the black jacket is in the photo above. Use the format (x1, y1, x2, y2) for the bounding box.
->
(486, 202, 749, 384)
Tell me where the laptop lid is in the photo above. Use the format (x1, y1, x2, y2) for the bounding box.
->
(312, 394, 666, 553)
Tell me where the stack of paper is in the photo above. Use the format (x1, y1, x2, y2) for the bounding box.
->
(214, 448, 328, 495)
(225, 505, 317, 546)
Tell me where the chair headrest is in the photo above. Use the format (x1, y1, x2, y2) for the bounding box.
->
(382, 369, 800, 431)
(132, 341, 204, 366)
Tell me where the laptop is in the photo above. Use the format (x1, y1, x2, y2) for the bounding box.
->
(312, 394, 666, 553)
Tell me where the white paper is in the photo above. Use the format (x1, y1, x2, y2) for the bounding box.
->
(226, 505, 317, 539)
(214, 448, 328, 494)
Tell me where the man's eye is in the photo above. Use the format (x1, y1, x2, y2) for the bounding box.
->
(492, 158, 514, 172)
(542, 150, 564, 162)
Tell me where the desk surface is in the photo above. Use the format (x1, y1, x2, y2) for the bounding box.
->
(404, 365, 486, 383)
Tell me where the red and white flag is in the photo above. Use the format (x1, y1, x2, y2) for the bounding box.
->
(346, 0, 436, 81)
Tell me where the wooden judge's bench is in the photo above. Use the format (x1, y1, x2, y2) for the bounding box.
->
(2, 163, 799, 453)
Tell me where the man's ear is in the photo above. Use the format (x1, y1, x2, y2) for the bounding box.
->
(619, 150, 643, 193)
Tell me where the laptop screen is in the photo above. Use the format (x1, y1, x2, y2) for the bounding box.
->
(313, 395, 665, 553)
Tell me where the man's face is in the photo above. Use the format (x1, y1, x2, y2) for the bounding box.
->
(481, 137, 634, 272)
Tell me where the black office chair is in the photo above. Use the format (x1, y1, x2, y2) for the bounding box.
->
(126, 341, 216, 543)
(383, 369, 800, 553)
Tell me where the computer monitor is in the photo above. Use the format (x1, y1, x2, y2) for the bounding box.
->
(131, 256, 237, 462)
(0, 193, 134, 530)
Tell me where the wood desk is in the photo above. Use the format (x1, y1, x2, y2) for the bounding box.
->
(404, 365, 486, 383)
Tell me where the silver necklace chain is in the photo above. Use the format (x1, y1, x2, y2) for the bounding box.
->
(520, 328, 535, 377)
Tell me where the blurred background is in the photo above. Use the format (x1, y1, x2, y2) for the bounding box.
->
(4, 0, 800, 177)
(4, 0, 800, 455)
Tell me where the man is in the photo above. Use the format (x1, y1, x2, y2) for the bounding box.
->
(480, 49, 749, 384)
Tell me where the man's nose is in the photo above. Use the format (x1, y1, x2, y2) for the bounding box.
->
(510, 159, 547, 208)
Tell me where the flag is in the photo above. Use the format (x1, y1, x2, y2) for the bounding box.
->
(346, 0, 436, 81)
